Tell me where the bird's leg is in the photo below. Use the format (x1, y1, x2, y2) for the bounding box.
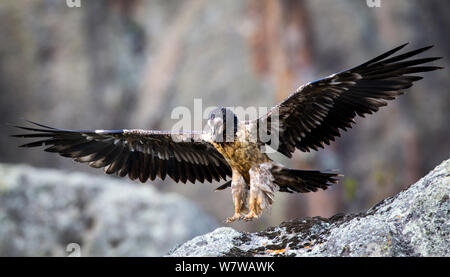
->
(244, 185, 262, 221)
(244, 163, 275, 221)
(226, 171, 248, 223)
(244, 194, 260, 221)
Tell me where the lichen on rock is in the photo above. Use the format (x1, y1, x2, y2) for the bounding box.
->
(169, 159, 450, 257)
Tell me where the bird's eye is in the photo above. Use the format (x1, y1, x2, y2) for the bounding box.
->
(210, 114, 215, 119)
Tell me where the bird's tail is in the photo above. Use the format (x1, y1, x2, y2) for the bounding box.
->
(271, 164, 340, 193)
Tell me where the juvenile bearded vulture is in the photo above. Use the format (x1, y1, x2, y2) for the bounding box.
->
(13, 44, 442, 222)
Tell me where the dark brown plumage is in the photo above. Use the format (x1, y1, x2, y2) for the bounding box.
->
(12, 44, 442, 222)
(256, 43, 442, 157)
(12, 123, 232, 184)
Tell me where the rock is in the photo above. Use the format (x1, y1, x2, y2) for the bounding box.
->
(0, 163, 218, 257)
(169, 159, 450, 257)
(2, 0, 449, 229)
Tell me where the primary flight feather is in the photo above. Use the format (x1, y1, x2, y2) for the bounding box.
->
(13, 44, 442, 222)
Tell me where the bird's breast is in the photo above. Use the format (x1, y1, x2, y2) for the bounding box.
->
(212, 139, 269, 178)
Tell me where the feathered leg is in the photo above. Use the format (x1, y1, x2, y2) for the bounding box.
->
(226, 169, 248, 223)
(244, 163, 276, 221)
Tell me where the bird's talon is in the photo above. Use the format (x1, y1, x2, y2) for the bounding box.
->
(225, 214, 244, 223)
(243, 213, 259, 221)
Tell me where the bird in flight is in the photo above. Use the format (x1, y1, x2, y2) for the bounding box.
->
(12, 44, 442, 222)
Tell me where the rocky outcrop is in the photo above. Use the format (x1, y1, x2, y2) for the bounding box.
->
(1, 0, 449, 229)
(169, 159, 450, 257)
(0, 163, 218, 257)
(0, 159, 448, 257)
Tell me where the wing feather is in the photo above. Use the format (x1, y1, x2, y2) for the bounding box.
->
(255, 44, 442, 156)
(12, 122, 232, 184)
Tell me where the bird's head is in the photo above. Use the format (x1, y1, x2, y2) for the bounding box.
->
(207, 107, 238, 143)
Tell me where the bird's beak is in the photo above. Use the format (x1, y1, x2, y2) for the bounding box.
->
(207, 120, 215, 134)
(207, 118, 224, 142)
(214, 118, 224, 134)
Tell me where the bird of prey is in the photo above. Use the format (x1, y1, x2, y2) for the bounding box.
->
(12, 44, 442, 222)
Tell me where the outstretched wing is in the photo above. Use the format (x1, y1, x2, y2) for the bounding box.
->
(12, 121, 231, 184)
(255, 44, 442, 157)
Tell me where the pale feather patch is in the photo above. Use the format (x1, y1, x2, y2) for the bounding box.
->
(249, 162, 276, 215)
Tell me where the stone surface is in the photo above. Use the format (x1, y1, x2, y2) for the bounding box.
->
(169, 159, 450, 257)
(0, 163, 218, 257)
(1, 0, 449, 231)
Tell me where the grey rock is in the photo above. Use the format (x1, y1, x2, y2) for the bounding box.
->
(1, 0, 449, 230)
(169, 159, 450, 257)
(0, 163, 218, 257)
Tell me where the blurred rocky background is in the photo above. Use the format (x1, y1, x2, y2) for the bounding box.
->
(0, 163, 218, 256)
(0, 0, 449, 255)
